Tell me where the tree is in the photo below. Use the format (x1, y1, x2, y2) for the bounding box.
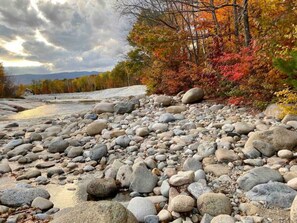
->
(0, 63, 16, 98)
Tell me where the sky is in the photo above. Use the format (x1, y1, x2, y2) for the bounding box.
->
(0, 0, 132, 75)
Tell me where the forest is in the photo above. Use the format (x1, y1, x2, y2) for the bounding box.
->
(1, 0, 296, 110)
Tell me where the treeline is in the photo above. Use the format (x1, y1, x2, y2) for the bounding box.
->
(115, 0, 296, 108)
(24, 55, 143, 94)
(0, 63, 19, 98)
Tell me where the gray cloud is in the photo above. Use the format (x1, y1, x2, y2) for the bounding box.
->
(0, 0, 131, 75)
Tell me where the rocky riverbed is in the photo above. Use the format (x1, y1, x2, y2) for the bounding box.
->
(1, 87, 297, 223)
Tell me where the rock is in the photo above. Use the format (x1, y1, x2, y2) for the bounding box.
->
(291, 195, 297, 222)
(183, 157, 202, 171)
(158, 209, 172, 221)
(4, 122, 19, 128)
(237, 167, 283, 191)
(288, 178, 297, 190)
(2, 139, 23, 153)
(0, 205, 9, 214)
(171, 195, 195, 212)
(197, 193, 232, 216)
(87, 178, 118, 198)
(7, 144, 33, 158)
(197, 142, 217, 158)
(201, 213, 213, 223)
(288, 121, 297, 129)
(29, 133, 42, 142)
(210, 215, 234, 223)
(187, 181, 212, 199)
(17, 170, 41, 180)
(166, 105, 187, 114)
(283, 114, 297, 124)
(252, 140, 275, 157)
(48, 140, 69, 153)
(52, 201, 137, 223)
(155, 95, 172, 106)
(84, 113, 98, 120)
(136, 127, 149, 137)
(127, 197, 157, 222)
(169, 171, 195, 186)
(116, 165, 133, 187)
(47, 168, 64, 178)
(204, 164, 230, 177)
(215, 149, 239, 163)
(36, 162, 55, 169)
(144, 215, 158, 223)
(160, 180, 170, 197)
(151, 123, 168, 132)
(0, 187, 50, 207)
(31, 197, 54, 211)
(114, 102, 135, 114)
(115, 135, 131, 148)
(278, 149, 294, 159)
(0, 163, 11, 174)
(94, 103, 114, 114)
(89, 144, 108, 161)
(159, 113, 176, 123)
(222, 124, 234, 133)
(234, 122, 255, 135)
(246, 182, 296, 208)
(264, 103, 282, 119)
(67, 147, 83, 158)
(86, 120, 108, 136)
(182, 88, 204, 104)
(130, 164, 158, 193)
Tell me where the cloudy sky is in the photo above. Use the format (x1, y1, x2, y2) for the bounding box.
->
(0, 0, 132, 75)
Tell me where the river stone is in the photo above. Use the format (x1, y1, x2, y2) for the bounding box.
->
(237, 167, 283, 191)
(47, 168, 64, 178)
(114, 102, 135, 114)
(183, 157, 202, 171)
(210, 215, 234, 223)
(31, 197, 54, 211)
(115, 135, 131, 148)
(17, 169, 41, 180)
(182, 88, 204, 104)
(86, 120, 108, 136)
(87, 178, 118, 198)
(36, 162, 55, 169)
(187, 181, 212, 199)
(116, 165, 133, 188)
(288, 178, 297, 190)
(29, 133, 42, 142)
(135, 127, 149, 137)
(7, 144, 33, 158)
(171, 195, 195, 212)
(197, 193, 232, 216)
(127, 197, 157, 222)
(169, 171, 194, 186)
(0, 163, 11, 174)
(288, 121, 297, 129)
(0, 188, 50, 207)
(130, 164, 158, 193)
(159, 113, 176, 123)
(2, 139, 23, 153)
(234, 122, 255, 135)
(264, 103, 282, 119)
(52, 201, 137, 223)
(278, 149, 294, 159)
(165, 105, 187, 114)
(204, 164, 230, 177)
(160, 180, 170, 197)
(246, 182, 297, 208)
(215, 148, 239, 163)
(67, 147, 83, 158)
(197, 142, 217, 158)
(48, 140, 69, 153)
(155, 95, 172, 106)
(283, 114, 297, 124)
(89, 144, 108, 161)
(291, 195, 297, 222)
(151, 123, 168, 132)
(94, 103, 114, 114)
(252, 140, 275, 157)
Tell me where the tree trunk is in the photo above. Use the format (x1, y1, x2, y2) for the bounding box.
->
(243, 0, 252, 46)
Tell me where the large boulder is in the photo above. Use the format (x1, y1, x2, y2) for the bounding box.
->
(52, 201, 137, 223)
(86, 120, 108, 136)
(237, 167, 283, 191)
(93, 103, 114, 114)
(182, 88, 204, 104)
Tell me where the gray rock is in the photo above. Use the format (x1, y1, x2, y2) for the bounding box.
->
(52, 201, 137, 223)
(237, 167, 283, 191)
(160, 180, 170, 197)
(130, 164, 158, 193)
(188, 181, 212, 199)
(197, 142, 217, 158)
(127, 197, 157, 222)
(18, 153, 39, 164)
(116, 165, 133, 188)
(201, 213, 213, 223)
(48, 140, 69, 153)
(183, 157, 202, 171)
(246, 182, 297, 208)
(182, 88, 204, 104)
(0, 187, 50, 207)
(252, 140, 275, 157)
(87, 178, 118, 198)
(282, 114, 297, 124)
(234, 122, 255, 135)
(36, 162, 55, 169)
(47, 168, 64, 178)
(115, 135, 131, 148)
(144, 215, 159, 223)
(155, 95, 172, 106)
(159, 113, 175, 123)
(114, 102, 135, 114)
(29, 133, 42, 142)
(93, 103, 114, 114)
(67, 147, 83, 158)
(197, 193, 232, 216)
(2, 139, 23, 153)
(0, 163, 11, 174)
(151, 123, 168, 132)
(17, 170, 41, 180)
(89, 144, 108, 161)
(86, 120, 108, 136)
(264, 103, 282, 119)
(31, 197, 54, 211)
(7, 144, 33, 158)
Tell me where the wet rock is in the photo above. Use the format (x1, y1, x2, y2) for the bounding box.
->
(171, 195, 195, 212)
(130, 164, 158, 193)
(127, 197, 157, 222)
(237, 167, 283, 191)
(182, 88, 204, 104)
(87, 178, 118, 198)
(94, 103, 114, 114)
(86, 120, 108, 136)
(197, 193, 232, 216)
(48, 140, 69, 153)
(89, 144, 108, 161)
(31, 197, 54, 211)
(52, 201, 137, 223)
(0, 187, 50, 207)
(246, 182, 296, 208)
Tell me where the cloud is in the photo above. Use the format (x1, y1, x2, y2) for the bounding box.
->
(0, 0, 131, 75)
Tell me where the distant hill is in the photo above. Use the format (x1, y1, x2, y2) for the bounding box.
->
(9, 71, 99, 85)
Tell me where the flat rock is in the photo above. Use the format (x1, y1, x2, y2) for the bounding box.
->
(204, 164, 230, 177)
(237, 167, 283, 191)
(169, 171, 194, 186)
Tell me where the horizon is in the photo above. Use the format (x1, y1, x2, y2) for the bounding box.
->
(0, 0, 131, 75)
